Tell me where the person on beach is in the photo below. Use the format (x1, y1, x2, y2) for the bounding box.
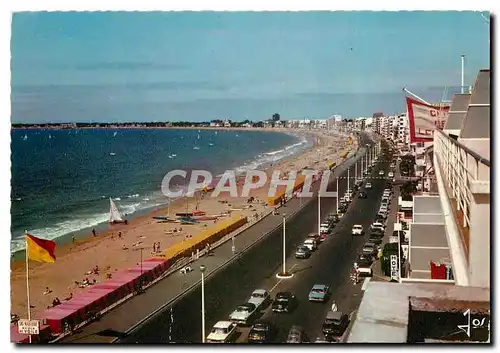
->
(118, 232, 122, 239)
(72, 236, 76, 243)
(43, 287, 52, 295)
(153, 243, 156, 253)
(157, 242, 161, 252)
(92, 228, 96, 237)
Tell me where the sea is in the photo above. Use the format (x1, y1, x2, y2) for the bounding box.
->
(10, 128, 312, 254)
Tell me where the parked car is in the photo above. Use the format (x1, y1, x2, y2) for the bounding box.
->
(388, 171, 394, 178)
(308, 284, 330, 302)
(378, 170, 385, 176)
(303, 238, 318, 252)
(358, 191, 367, 199)
(362, 242, 378, 257)
(377, 210, 388, 219)
(247, 289, 270, 310)
(295, 245, 312, 259)
(327, 213, 340, 224)
(365, 182, 372, 189)
(368, 235, 383, 246)
(229, 303, 257, 325)
(247, 321, 277, 343)
(206, 321, 238, 343)
(322, 311, 349, 340)
(319, 224, 331, 234)
(272, 292, 296, 313)
(357, 253, 373, 267)
(351, 224, 364, 236)
(371, 222, 385, 232)
(286, 325, 310, 343)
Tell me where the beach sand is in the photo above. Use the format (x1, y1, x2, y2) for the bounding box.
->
(10, 128, 357, 318)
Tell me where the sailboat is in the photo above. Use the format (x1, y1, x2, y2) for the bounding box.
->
(109, 198, 128, 225)
(113, 132, 118, 137)
(22, 134, 27, 141)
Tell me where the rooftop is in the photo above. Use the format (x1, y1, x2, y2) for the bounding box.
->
(347, 281, 490, 343)
(459, 69, 490, 140)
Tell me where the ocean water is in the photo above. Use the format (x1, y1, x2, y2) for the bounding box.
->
(10, 128, 311, 253)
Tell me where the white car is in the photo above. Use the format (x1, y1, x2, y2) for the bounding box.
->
(388, 171, 394, 178)
(247, 289, 270, 310)
(371, 222, 385, 232)
(379, 205, 388, 213)
(303, 238, 318, 251)
(351, 225, 364, 236)
(378, 170, 385, 176)
(229, 303, 257, 325)
(320, 223, 331, 234)
(343, 195, 352, 202)
(365, 182, 372, 189)
(207, 321, 238, 343)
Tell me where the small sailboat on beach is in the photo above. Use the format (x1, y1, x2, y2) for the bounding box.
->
(109, 198, 128, 225)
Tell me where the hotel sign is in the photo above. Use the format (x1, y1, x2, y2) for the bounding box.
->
(406, 97, 450, 142)
(390, 255, 399, 281)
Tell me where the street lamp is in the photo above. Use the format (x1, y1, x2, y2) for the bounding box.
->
(277, 213, 293, 279)
(200, 265, 206, 343)
(336, 177, 339, 213)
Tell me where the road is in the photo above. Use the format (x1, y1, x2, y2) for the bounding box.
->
(121, 138, 392, 343)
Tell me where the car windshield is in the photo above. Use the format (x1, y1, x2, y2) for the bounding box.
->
(312, 288, 324, 293)
(276, 298, 289, 303)
(237, 306, 250, 312)
(212, 327, 228, 334)
(252, 292, 265, 298)
(353, 226, 362, 229)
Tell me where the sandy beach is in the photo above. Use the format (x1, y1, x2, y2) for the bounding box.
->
(10, 128, 357, 319)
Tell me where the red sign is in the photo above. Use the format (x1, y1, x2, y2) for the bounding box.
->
(406, 97, 450, 142)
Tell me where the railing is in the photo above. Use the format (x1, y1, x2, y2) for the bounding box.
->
(433, 129, 490, 255)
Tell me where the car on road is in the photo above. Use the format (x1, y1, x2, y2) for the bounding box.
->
(247, 321, 277, 343)
(322, 311, 350, 341)
(247, 289, 270, 310)
(357, 253, 373, 267)
(295, 245, 312, 259)
(351, 224, 364, 236)
(326, 213, 340, 225)
(206, 321, 238, 343)
(377, 210, 388, 219)
(365, 182, 372, 189)
(319, 223, 332, 235)
(379, 170, 385, 176)
(371, 222, 385, 232)
(272, 291, 296, 313)
(370, 227, 385, 237)
(303, 238, 318, 252)
(362, 242, 378, 257)
(368, 235, 383, 246)
(286, 325, 310, 343)
(308, 284, 330, 302)
(229, 303, 257, 325)
(388, 171, 394, 178)
(358, 191, 367, 199)
(343, 194, 352, 203)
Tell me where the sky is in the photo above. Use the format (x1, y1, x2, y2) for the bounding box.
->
(10, 11, 490, 123)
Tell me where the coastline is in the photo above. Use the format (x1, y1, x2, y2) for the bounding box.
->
(10, 128, 355, 319)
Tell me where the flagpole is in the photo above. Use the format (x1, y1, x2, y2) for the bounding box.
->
(25, 231, 32, 343)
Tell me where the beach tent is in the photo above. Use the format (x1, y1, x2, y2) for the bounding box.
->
(144, 257, 170, 273)
(39, 307, 81, 334)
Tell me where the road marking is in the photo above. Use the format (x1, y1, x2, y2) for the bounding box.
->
(270, 263, 298, 293)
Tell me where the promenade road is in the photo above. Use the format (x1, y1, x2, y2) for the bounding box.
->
(60, 135, 369, 343)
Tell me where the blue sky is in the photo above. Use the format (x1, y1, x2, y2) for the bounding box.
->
(11, 11, 490, 123)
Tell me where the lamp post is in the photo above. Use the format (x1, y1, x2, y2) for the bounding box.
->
(347, 167, 350, 193)
(200, 265, 206, 343)
(317, 194, 321, 237)
(277, 213, 293, 279)
(336, 177, 339, 213)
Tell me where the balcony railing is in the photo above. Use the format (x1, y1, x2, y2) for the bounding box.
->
(433, 129, 490, 256)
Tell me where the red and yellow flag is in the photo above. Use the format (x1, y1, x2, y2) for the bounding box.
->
(26, 234, 56, 263)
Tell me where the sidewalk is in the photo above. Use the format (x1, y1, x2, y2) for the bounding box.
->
(61, 145, 367, 343)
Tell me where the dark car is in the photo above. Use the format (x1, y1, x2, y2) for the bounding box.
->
(286, 325, 310, 343)
(327, 214, 340, 224)
(356, 253, 373, 267)
(272, 292, 296, 313)
(358, 191, 367, 199)
(295, 245, 311, 259)
(322, 311, 350, 340)
(368, 236, 383, 246)
(247, 321, 277, 343)
(362, 242, 378, 257)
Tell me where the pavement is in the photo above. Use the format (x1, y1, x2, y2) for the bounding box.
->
(117, 137, 393, 344)
(59, 135, 369, 343)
